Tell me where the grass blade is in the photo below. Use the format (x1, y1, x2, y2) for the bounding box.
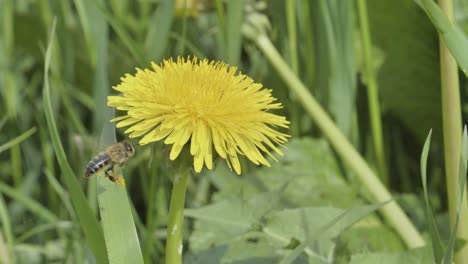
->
(96, 2, 146, 65)
(417, 0, 468, 76)
(96, 109, 144, 264)
(42, 19, 108, 264)
(420, 129, 444, 262)
(225, 0, 244, 65)
(145, 0, 174, 62)
(0, 127, 37, 153)
(0, 182, 57, 223)
(0, 193, 14, 263)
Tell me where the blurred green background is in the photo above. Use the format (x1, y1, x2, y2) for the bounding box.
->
(0, 0, 467, 263)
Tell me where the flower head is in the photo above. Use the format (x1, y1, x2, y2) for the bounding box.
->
(108, 57, 289, 174)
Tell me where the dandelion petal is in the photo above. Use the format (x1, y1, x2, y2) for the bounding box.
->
(107, 57, 289, 175)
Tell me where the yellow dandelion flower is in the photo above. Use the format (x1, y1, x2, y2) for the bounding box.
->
(108, 57, 289, 174)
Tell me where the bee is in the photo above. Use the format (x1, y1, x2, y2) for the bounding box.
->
(84, 141, 135, 186)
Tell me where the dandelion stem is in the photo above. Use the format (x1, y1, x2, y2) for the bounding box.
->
(165, 168, 189, 264)
(437, 0, 468, 261)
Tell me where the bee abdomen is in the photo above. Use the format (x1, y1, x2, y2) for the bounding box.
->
(84, 154, 112, 177)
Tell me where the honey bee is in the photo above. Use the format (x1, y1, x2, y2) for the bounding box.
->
(84, 141, 135, 186)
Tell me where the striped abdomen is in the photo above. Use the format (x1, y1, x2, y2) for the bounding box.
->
(84, 154, 113, 177)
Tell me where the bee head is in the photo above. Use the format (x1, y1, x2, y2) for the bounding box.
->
(123, 141, 135, 157)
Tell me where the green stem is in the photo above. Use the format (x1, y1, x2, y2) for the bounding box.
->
(286, 0, 300, 138)
(286, 0, 298, 75)
(255, 34, 425, 248)
(165, 169, 189, 264)
(357, 0, 388, 185)
(438, 0, 468, 262)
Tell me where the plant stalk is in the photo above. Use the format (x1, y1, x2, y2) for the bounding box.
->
(165, 169, 189, 264)
(438, 0, 468, 262)
(255, 34, 425, 248)
(286, 0, 301, 138)
(356, 0, 388, 185)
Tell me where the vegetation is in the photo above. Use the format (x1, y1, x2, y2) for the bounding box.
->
(0, 0, 467, 263)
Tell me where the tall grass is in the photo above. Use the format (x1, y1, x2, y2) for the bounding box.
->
(0, 0, 467, 263)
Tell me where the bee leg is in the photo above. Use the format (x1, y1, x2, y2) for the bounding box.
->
(105, 168, 126, 186)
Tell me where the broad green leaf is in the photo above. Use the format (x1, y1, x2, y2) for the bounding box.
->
(205, 138, 353, 206)
(185, 186, 284, 253)
(349, 247, 433, 264)
(184, 245, 228, 264)
(340, 225, 404, 253)
(222, 238, 288, 264)
(267, 203, 387, 263)
(367, 0, 441, 142)
(185, 186, 284, 233)
(188, 138, 393, 260)
(184, 239, 308, 264)
(277, 202, 390, 264)
(188, 219, 242, 253)
(254, 138, 359, 208)
(417, 0, 468, 76)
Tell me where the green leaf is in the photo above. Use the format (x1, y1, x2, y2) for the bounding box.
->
(268, 203, 388, 263)
(42, 19, 108, 264)
(367, 0, 441, 141)
(420, 129, 443, 263)
(188, 139, 398, 261)
(417, 0, 468, 76)
(280, 203, 392, 264)
(184, 245, 228, 264)
(185, 186, 284, 233)
(97, 175, 144, 264)
(221, 238, 285, 264)
(349, 247, 433, 264)
(188, 218, 241, 253)
(96, 109, 144, 263)
(254, 138, 359, 208)
(340, 225, 404, 253)
(185, 186, 285, 254)
(207, 139, 352, 207)
(185, 234, 307, 264)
